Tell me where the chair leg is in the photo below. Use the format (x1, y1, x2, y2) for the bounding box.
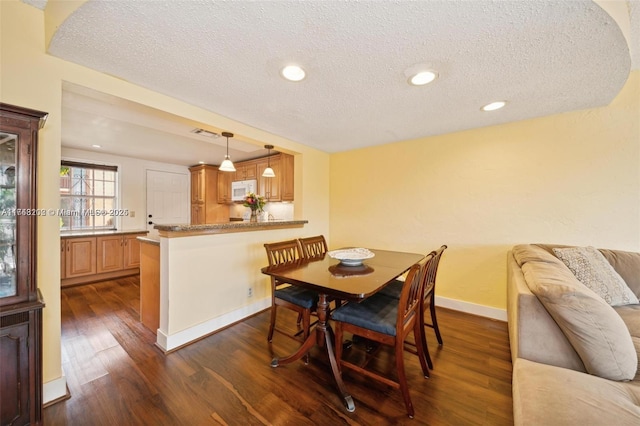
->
(430, 299, 443, 345)
(334, 322, 343, 373)
(296, 312, 303, 326)
(395, 340, 415, 418)
(414, 320, 430, 377)
(302, 310, 311, 364)
(268, 305, 277, 342)
(419, 303, 433, 370)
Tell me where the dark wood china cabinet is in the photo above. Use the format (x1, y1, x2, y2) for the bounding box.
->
(0, 103, 47, 426)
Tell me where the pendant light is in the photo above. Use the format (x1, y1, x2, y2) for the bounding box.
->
(219, 131, 236, 172)
(262, 144, 275, 178)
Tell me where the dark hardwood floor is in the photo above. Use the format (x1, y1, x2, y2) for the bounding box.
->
(45, 277, 513, 425)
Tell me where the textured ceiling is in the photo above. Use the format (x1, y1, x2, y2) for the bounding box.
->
(45, 0, 635, 160)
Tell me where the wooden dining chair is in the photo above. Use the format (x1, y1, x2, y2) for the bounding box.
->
(332, 257, 432, 418)
(378, 245, 447, 370)
(298, 235, 328, 259)
(298, 235, 344, 313)
(264, 239, 318, 346)
(422, 245, 447, 346)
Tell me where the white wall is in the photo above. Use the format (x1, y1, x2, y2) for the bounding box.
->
(62, 147, 190, 231)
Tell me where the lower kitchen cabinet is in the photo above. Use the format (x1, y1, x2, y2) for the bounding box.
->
(61, 232, 147, 287)
(65, 237, 97, 278)
(124, 235, 142, 269)
(97, 235, 124, 273)
(139, 239, 160, 332)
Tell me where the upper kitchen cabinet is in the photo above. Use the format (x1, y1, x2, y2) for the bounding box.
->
(256, 153, 294, 202)
(217, 171, 233, 204)
(189, 164, 229, 224)
(279, 153, 294, 201)
(233, 161, 257, 182)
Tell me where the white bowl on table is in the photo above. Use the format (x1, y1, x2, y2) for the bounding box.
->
(327, 248, 375, 266)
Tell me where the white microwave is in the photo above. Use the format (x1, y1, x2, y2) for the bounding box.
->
(231, 179, 257, 201)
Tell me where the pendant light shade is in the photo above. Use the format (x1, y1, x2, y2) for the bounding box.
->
(219, 131, 236, 172)
(262, 144, 275, 178)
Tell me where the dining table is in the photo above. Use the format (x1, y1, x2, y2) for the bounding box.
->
(261, 248, 424, 413)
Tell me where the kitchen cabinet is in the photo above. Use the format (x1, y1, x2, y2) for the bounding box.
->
(280, 153, 295, 201)
(217, 171, 233, 204)
(124, 235, 141, 269)
(61, 232, 147, 287)
(0, 103, 47, 426)
(257, 156, 281, 201)
(190, 166, 205, 203)
(97, 235, 123, 273)
(139, 239, 160, 332)
(65, 237, 97, 278)
(189, 164, 229, 223)
(256, 153, 294, 202)
(216, 153, 294, 205)
(232, 161, 257, 182)
(217, 153, 294, 204)
(96, 234, 141, 272)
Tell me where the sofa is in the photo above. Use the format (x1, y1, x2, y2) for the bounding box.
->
(507, 243, 640, 425)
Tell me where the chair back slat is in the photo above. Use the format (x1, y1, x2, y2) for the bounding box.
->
(423, 245, 447, 299)
(397, 254, 433, 335)
(264, 239, 302, 267)
(298, 235, 328, 259)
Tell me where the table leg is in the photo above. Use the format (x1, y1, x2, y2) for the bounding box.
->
(271, 293, 355, 412)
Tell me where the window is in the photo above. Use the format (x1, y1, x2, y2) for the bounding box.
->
(59, 161, 118, 231)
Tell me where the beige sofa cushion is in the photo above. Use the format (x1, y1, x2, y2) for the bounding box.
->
(553, 246, 638, 306)
(600, 248, 640, 298)
(615, 304, 640, 378)
(515, 245, 637, 381)
(534, 244, 640, 298)
(513, 358, 640, 426)
(508, 251, 587, 372)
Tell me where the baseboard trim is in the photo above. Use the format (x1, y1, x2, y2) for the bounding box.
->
(156, 298, 271, 352)
(43, 374, 69, 406)
(152, 296, 504, 352)
(435, 296, 507, 321)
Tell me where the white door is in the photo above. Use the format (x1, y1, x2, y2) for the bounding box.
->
(146, 170, 189, 235)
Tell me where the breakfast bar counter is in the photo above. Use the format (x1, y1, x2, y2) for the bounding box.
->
(154, 220, 308, 237)
(150, 219, 309, 352)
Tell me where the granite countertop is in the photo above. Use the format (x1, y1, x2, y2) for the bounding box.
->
(61, 229, 149, 238)
(154, 220, 308, 235)
(137, 236, 160, 245)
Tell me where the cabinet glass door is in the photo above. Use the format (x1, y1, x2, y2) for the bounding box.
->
(0, 132, 16, 298)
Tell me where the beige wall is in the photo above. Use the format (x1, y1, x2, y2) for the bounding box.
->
(330, 70, 640, 311)
(1, 0, 330, 394)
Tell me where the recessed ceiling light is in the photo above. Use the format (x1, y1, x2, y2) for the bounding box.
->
(409, 70, 438, 86)
(198, 161, 205, 164)
(91, 144, 102, 148)
(481, 101, 507, 112)
(281, 65, 306, 82)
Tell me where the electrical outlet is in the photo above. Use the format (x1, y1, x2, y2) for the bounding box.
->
(248, 287, 253, 298)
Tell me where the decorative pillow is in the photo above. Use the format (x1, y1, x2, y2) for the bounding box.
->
(553, 246, 638, 306)
(523, 261, 638, 381)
